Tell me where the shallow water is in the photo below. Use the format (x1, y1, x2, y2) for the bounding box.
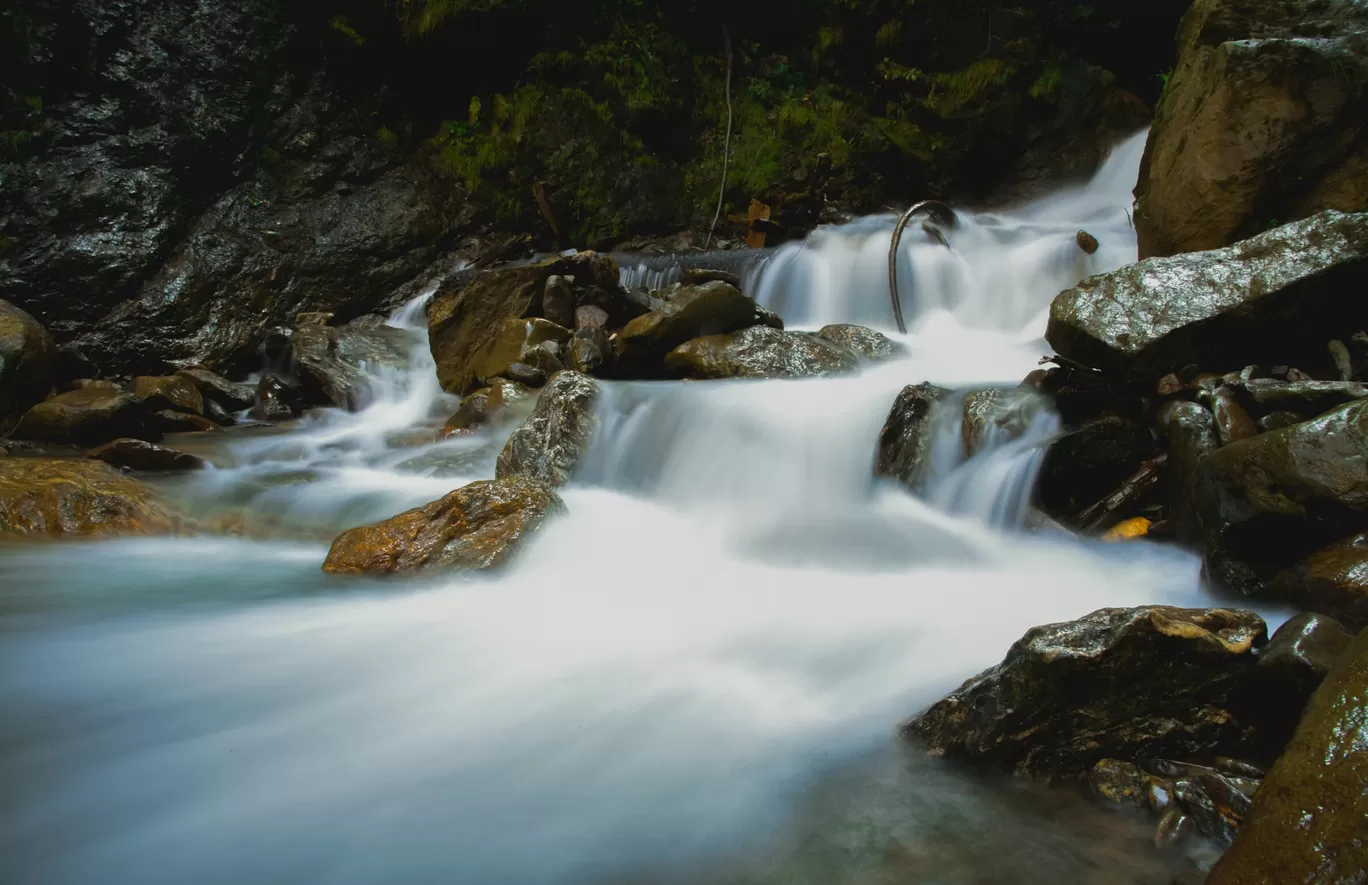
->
(0, 131, 1279, 885)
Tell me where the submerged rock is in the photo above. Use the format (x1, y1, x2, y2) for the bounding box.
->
(1134, 0, 1368, 258)
(322, 476, 565, 576)
(664, 326, 860, 380)
(13, 387, 159, 445)
(901, 606, 1267, 778)
(88, 438, 207, 471)
(1270, 535, 1368, 633)
(495, 371, 599, 488)
(614, 281, 760, 376)
(875, 383, 952, 493)
(248, 375, 298, 422)
(0, 458, 182, 537)
(1206, 627, 1368, 884)
(815, 324, 904, 361)
(1047, 211, 1368, 379)
(0, 298, 55, 432)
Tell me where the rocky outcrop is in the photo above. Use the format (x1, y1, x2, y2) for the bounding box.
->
(1134, 0, 1368, 258)
(322, 476, 565, 575)
(88, 438, 207, 471)
(12, 386, 159, 444)
(875, 383, 952, 493)
(902, 606, 1267, 779)
(1046, 211, 1368, 380)
(495, 371, 599, 488)
(1206, 626, 1368, 884)
(0, 298, 54, 431)
(613, 281, 761, 376)
(0, 458, 182, 537)
(814, 324, 904, 362)
(663, 326, 861, 380)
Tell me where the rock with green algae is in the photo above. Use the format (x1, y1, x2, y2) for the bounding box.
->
(1205, 625, 1368, 885)
(0, 458, 184, 537)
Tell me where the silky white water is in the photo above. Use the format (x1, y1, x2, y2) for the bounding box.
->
(0, 131, 1267, 885)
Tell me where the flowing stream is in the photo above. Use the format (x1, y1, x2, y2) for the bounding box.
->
(0, 131, 1271, 885)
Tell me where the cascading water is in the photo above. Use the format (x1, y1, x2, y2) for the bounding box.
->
(0, 130, 1282, 885)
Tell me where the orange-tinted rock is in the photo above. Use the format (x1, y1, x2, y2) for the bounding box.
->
(0, 458, 183, 537)
(130, 374, 204, 415)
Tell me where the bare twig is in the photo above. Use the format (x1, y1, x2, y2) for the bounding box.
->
(706, 26, 733, 249)
(887, 200, 955, 333)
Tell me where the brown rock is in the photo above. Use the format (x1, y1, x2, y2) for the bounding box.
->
(88, 438, 207, 471)
(130, 375, 204, 415)
(1270, 535, 1368, 632)
(175, 367, 255, 411)
(574, 304, 609, 331)
(1076, 230, 1099, 255)
(614, 281, 761, 377)
(0, 297, 55, 432)
(439, 393, 492, 438)
(322, 476, 564, 575)
(541, 275, 576, 329)
(1210, 388, 1258, 445)
(153, 411, 221, 433)
(13, 386, 159, 445)
(0, 458, 182, 537)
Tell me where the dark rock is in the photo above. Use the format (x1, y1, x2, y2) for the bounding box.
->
(1153, 809, 1194, 851)
(580, 284, 657, 328)
(52, 344, 100, 391)
(815, 324, 905, 362)
(574, 305, 610, 331)
(495, 371, 598, 488)
(520, 341, 567, 378)
(439, 394, 492, 438)
(753, 305, 786, 331)
(1158, 400, 1220, 543)
(960, 388, 1051, 456)
(1214, 757, 1266, 780)
(152, 411, 221, 433)
(1134, 0, 1368, 258)
(1329, 339, 1355, 382)
(614, 281, 761, 376)
(1035, 417, 1156, 525)
(1270, 536, 1368, 633)
(1195, 401, 1368, 596)
(1255, 612, 1356, 749)
(291, 318, 409, 409)
(248, 375, 298, 422)
(1047, 211, 1368, 380)
(567, 327, 611, 376)
(503, 362, 548, 388)
(876, 383, 953, 493)
(0, 459, 182, 538)
(1210, 388, 1257, 446)
(322, 476, 565, 576)
(664, 327, 861, 380)
(130, 375, 204, 415)
(428, 253, 617, 395)
(1206, 627, 1368, 884)
(1228, 378, 1368, 418)
(1257, 411, 1302, 432)
(1088, 759, 1148, 809)
(679, 268, 741, 288)
(88, 439, 207, 471)
(13, 388, 159, 445)
(1174, 772, 1253, 845)
(0, 298, 55, 432)
(541, 276, 577, 329)
(204, 399, 236, 426)
(1286, 367, 1314, 382)
(1146, 777, 1177, 814)
(176, 368, 255, 412)
(901, 606, 1267, 779)
(1156, 373, 1185, 396)
(1076, 230, 1099, 255)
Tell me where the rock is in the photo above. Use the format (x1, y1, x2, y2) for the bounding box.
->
(0, 298, 55, 432)
(1329, 339, 1355, 382)
(1158, 401, 1220, 543)
(130, 375, 204, 415)
(487, 378, 533, 409)
(1035, 417, 1156, 524)
(1210, 388, 1257, 446)
(679, 268, 741, 288)
(900, 606, 1267, 779)
(13, 387, 159, 445)
(1134, 0, 1368, 258)
(1075, 230, 1099, 255)
(504, 362, 548, 388)
(248, 375, 298, 422)
(0, 458, 182, 537)
(579, 284, 657, 328)
(575, 305, 610, 331)
(1228, 378, 1368, 418)
(960, 388, 1051, 456)
(753, 305, 785, 331)
(205, 400, 236, 426)
(1195, 400, 1368, 596)
(614, 281, 761, 376)
(1101, 516, 1152, 541)
(1174, 772, 1253, 845)
(1270, 535, 1368, 633)
(428, 253, 618, 394)
(292, 318, 409, 409)
(1257, 410, 1302, 432)
(88, 439, 207, 471)
(815, 324, 904, 361)
(1088, 759, 1148, 809)
(495, 371, 599, 488)
(153, 411, 221, 433)
(542, 276, 576, 328)
(1215, 758, 1266, 780)
(1206, 627, 1368, 884)
(567, 327, 612, 376)
(1255, 612, 1356, 749)
(520, 341, 567, 377)
(663, 326, 861, 380)
(321, 476, 565, 576)
(175, 368, 255, 412)
(439, 393, 493, 438)
(1047, 211, 1368, 380)
(1153, 810, 1194, 851)
(876, 383, 953, 493)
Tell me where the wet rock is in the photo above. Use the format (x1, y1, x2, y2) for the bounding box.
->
(541, 276, 576, 329)
(1153, 810, 1194, 851)
(1075, 230, 1099, 255)
(679, 268, 741, 288)
(1227, 378, 1368, 418)
(815, 324, 903, 362)
(152, 411, 221, 433)
(1035, 417, 1156, 525)
(0, 298, 55, 432)
(1156, 373, 1185, 396)
(567, 327, 612, 376)
(0, 458, 182, 538)
(961, 388, 1052, 456)
(13, 387, 159, 445)
(175, 368, 255, 412)
(901, 606, 1267, 779)
(580, 284, 657, 327)
(1214, 758, 1266, 780)
(1257, 411, 1302, 432)
(1329, 339, 1355, 382)
(753, 305, 786, 331)
(439, 394, 492, 438)
(1174, 772, 1253, 845)
(88, 439, 207, 471)
(322, 476, 565, 576)
(1047, 211, 1368, 380)
(428, 253, 618, 394)
(504, 363, 548, 388)
(248, 375, 298, 422)
(1195, 400, 1368, 596)
(614, 281, 761, 376)
(1206, 627, 1368, 884)
(876, 383, 953, 493)
(664, 327, 861, 380)
(292, 318, 409, 409)
(1158, 401, 1220, 543)
(520, 341, 567, 378)
(1210, 388, 1257, 446)
(1147, 777, 1177, 814)
(1270, 535, 1368, 633)
(1254, 612, 1356, 749)
(1134, 0, 1368, 258)
(1088, 759, 1148, 808)
(204, 399, 236, 426)
(130, 375, 204, 415)
(495, 371, 598, 488)
(574, 305, 610, 331)
(487, 378, 533, 409)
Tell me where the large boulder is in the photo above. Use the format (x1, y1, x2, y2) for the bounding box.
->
(1134, 0, 1368, 259)
(0, 298, 55, 432)
(663, 326, 861, 380)
(0, 459, 182, 538)
(12, 387, 159, 445)
(1046, 211, 1368, 380)
(1195, 400, 1368, 596)
(875, 383, 952, 493)
(901, 606, 1267, 779)
(290, 315, 410, 409)
(1206, 626, 1368, 884)
(321, 476, 564, 575)
(428, 253, 618, 395)
(495, 371, 599, 488)
(614, 281, 760, 377)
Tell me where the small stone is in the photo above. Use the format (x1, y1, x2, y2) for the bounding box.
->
(1088, 759, 1148, 808)
(574, 304, 609, 331)
(504, 362, 547, 387)
(542, 275, 576, 328)
(1211, 388, 1257, 446)
(88, 438, 207, 471)
(1156, 373, 1185, 396)
(520, 341, 566, 377)
(1153, 809, 1194, 851)
(439, 393, 492, 438)
(248, 375, 297, 422)
(1076, 230, 1099, 254)
(1146, 777, 1177, 813)
(1286, 367, 1313, 381)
